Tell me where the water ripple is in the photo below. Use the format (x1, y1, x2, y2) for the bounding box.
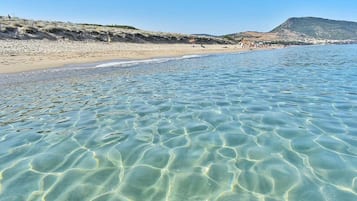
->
(1, 45, 357, 200)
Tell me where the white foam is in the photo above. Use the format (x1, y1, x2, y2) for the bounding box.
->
(41, 54, 205, 73)
(95, 54, 204, 68)
(181, 55, 202, 59)
(95, 58, 167, 68)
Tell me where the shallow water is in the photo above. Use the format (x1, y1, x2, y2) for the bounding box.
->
(0, 45, 357, 201)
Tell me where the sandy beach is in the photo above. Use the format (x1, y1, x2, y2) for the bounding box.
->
(0, 40, 278, 74)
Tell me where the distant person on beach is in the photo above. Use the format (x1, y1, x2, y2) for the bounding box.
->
(189, 38, 196, 47)
(8, 14, 11, 19)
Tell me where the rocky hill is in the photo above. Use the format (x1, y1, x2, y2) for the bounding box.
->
(271, 17, 357, 40)
(225, 17, 357, 45)
(0, 16, 232, 44)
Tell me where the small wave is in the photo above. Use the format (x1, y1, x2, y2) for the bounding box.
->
(181, 55, 203, 59)
(95, 54, 205, 68)
(95, 58, 168, 68)
(38, 54, 206, 73)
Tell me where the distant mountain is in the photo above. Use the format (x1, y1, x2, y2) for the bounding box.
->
(192, 34, 219, 38)
(224, 17, 357, 45)
(0, 16, 231, 44)
(271, 17, 357, 40)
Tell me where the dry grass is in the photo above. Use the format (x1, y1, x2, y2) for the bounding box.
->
(0, 16, 225, 43)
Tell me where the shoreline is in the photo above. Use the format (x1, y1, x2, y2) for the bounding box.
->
(0, 40, 282, 74)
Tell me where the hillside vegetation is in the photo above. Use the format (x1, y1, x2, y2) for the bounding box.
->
(0, 16, 232, 44)
(271, 17, 357, 40)
(225, 17, 357, 45)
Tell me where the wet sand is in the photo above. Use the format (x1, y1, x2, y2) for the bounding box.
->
(0, 40, 279, 73)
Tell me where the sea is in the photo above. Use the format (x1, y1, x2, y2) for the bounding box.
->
(0, 45, 356, 201)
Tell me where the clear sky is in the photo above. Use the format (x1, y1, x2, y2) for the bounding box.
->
(1, 0, 356, 35)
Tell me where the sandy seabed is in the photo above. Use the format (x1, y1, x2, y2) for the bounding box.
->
(0, 40, 278, 73)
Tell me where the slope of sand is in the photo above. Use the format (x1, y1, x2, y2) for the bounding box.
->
(0, 16, 231, 44)
(0, 40, 278, 73)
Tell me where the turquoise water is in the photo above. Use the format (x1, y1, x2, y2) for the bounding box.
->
(1, 45, 357, 201)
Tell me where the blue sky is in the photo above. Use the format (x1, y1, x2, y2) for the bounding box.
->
(1, 0, 356, 35)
